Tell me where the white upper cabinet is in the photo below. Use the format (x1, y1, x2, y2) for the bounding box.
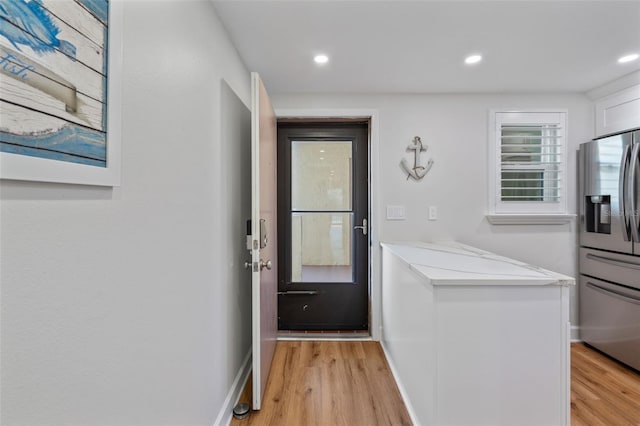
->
(595, 84, 640, 137)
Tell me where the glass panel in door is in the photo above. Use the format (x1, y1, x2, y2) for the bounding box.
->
(291, 212, 353, 282)
(290, 141, 353, 283)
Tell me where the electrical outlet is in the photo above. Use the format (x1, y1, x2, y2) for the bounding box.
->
(428, 206, 438, 221)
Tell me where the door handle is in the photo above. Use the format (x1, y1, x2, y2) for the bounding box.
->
(620, 144, 632, 241)
(260, 259, 272, 271)
(586, 281, 640, 305)
(277, 290, 319, 295)
(629, 143, 640, 242)
(586, 253, 640, 270)
(354, 218, 368, 235)
(246, 260, 272, 271)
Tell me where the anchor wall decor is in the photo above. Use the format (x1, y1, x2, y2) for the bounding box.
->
(400, 136, 434, 181)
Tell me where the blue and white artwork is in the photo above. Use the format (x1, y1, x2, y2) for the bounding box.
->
(0, 0, 109, 167)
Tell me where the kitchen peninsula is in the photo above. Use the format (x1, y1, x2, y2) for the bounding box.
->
(381, 241, 574, 426)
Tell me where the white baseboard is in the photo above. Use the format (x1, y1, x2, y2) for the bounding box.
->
(213, 350, 252, 426)
(380, 340, 419, 426)
(277, 335, 373, 342)
(571, 325, 581, 343)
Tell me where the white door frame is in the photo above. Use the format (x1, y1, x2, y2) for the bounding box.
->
(274, 108, 381, 341)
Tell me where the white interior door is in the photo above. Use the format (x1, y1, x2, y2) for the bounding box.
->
(250, 72, 278, 410)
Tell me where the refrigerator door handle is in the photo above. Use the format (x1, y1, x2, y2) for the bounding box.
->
(620, 144, 632, 241)
(630, 142, 640, 242)
(585, 252, 640, 270)
(586, 281, 640, 305)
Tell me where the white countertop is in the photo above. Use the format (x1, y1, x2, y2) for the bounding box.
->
(381, 241, 575, 286)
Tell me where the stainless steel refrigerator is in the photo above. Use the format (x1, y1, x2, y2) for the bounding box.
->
(579, 129, 640, 371)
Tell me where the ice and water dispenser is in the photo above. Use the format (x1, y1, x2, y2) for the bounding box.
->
(585, 195, 611, 234)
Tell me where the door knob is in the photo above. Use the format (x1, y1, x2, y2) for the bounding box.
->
(260, 259, 272, 270)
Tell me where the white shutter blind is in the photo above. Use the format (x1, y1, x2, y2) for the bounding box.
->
(500, 124, 562, 202)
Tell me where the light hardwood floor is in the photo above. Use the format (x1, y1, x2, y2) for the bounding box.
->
(232, 341, 640, 425)
(571, 343, 640, 425)
(231, 341, 411, 426)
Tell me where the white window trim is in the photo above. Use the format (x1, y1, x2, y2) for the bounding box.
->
(486, 213, 575, 225)
(487, 109, 575, 225)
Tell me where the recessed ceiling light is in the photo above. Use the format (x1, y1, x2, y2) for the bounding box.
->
(618, 53, 639, 64)
(465, 54, 482, 65)
(314, 54, 329, 64)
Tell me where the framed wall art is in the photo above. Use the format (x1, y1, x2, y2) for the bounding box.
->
(0, 0, 122, 186)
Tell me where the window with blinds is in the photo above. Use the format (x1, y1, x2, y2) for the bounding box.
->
(500, 124, 562, 202)
(489, 111, 568, 216)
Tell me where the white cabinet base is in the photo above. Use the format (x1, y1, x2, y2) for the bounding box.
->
(381, 243, 572, 426)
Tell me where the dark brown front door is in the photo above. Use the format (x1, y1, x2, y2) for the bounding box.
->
(277, 122, 369, 330)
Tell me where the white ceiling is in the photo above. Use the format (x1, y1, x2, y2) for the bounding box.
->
(212, 0, 640, 94)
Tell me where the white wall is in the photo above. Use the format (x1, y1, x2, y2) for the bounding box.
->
(272, 92, 593, 333)
(0, 2, 251, 424)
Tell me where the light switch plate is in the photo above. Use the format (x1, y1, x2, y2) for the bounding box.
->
(386, 205, 406, 220)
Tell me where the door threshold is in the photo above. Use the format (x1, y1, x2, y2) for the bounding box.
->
(278, 330, 371, 341)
